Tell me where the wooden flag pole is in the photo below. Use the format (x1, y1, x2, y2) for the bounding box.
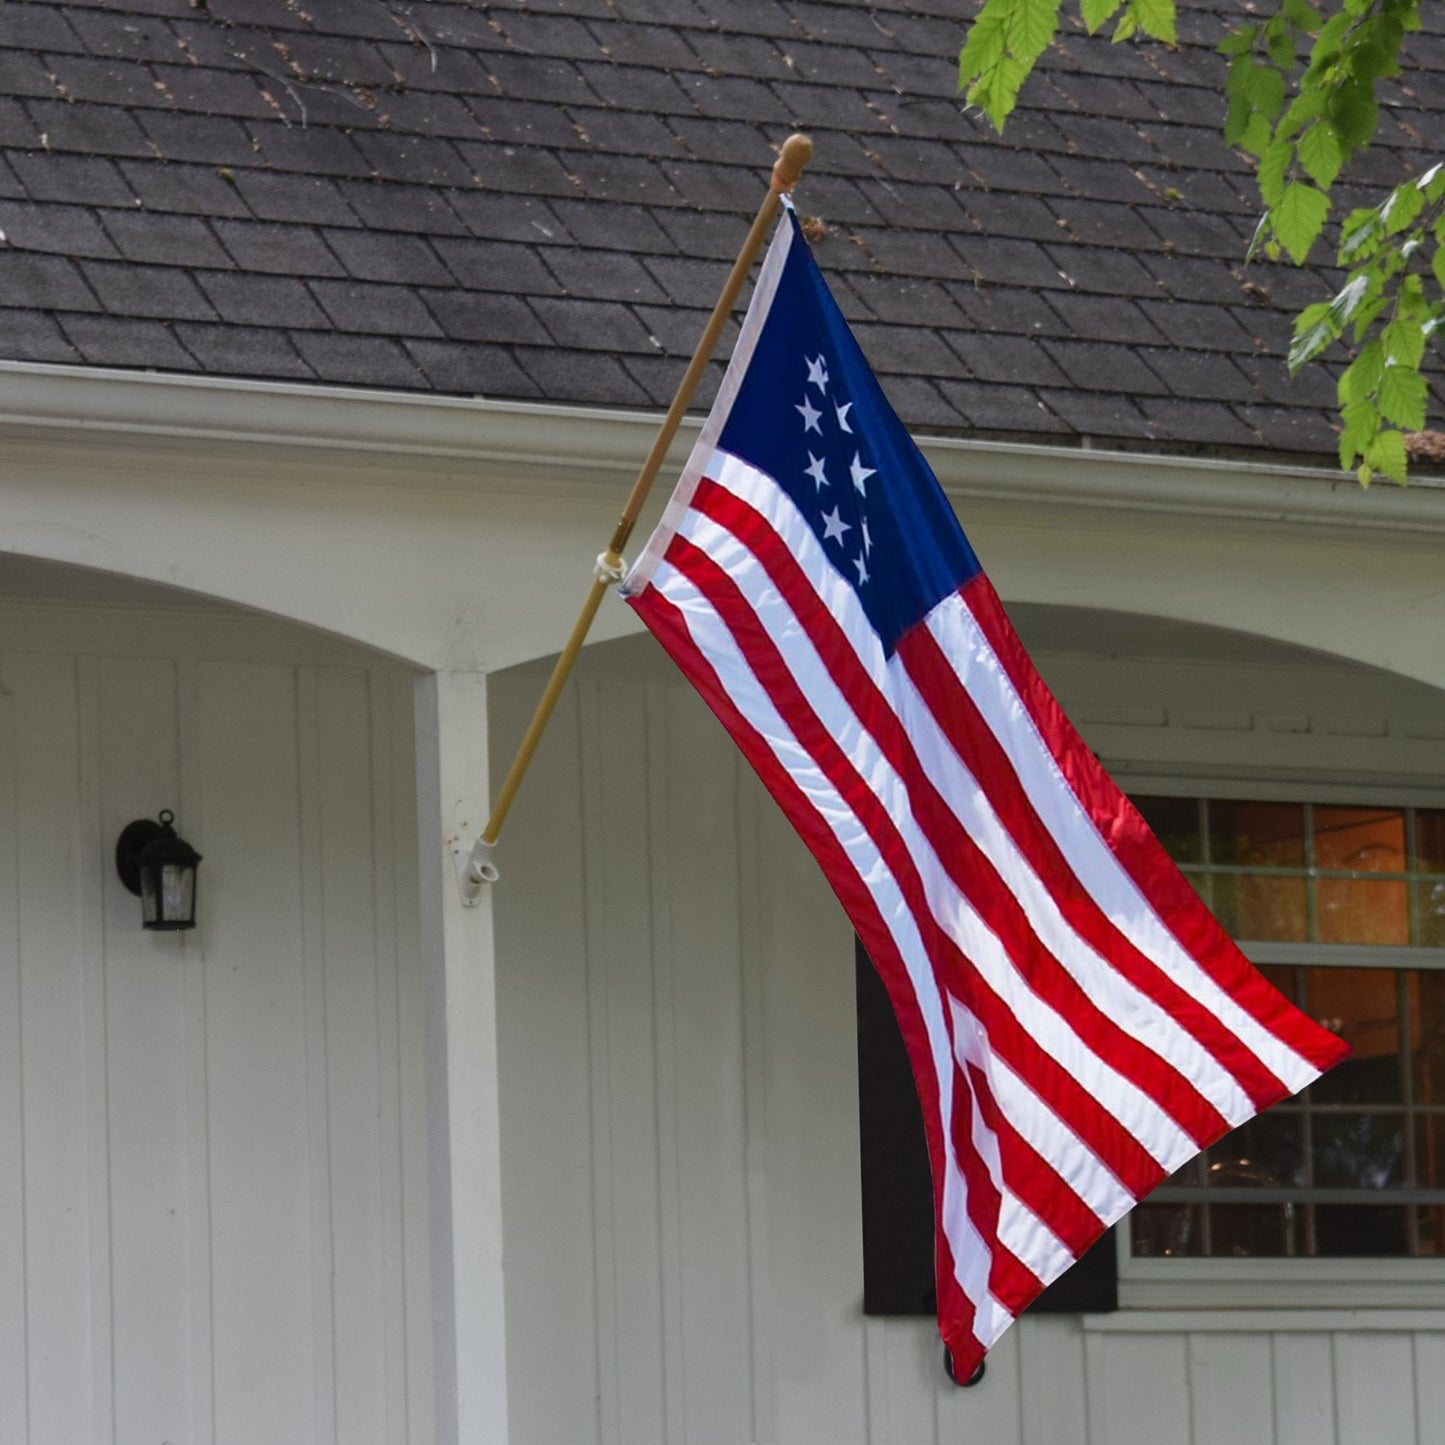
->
(477, 132, 813, 852)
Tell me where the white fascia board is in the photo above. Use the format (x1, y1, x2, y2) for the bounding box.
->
(3, 360, 1444, 535)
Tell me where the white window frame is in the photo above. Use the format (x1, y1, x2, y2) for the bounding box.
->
(1112, 770, 1445, 1313)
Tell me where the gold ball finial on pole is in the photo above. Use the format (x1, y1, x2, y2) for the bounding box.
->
(772, 132, 813, 194)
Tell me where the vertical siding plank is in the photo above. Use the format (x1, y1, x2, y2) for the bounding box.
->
(863, 1319, 940, 1445)
(1018, 1316, 1088, 1445)
(1413, 1333, 1445, 1445)
(582, 674, 665, 1445)
(390, 674, 434, 1445)
(176, 658, 216, 1445)
(938, 1321, 1022, 1445)
(744, 774, 866, 1445)
(15, 654, 93, 1444)
(0, 664, 25, 1443)
(315, 666, 390, 1445)
(1189, 1333, 1273, 1445)
(492, 667, 598, 1445)
(295, 669, 339, 1445)
(1334, 1334, 1415, 1445)
(652, 681, 753, 1445)
(1084, 1333, 1191, 1445)
(199, 661, 314, 1445)
(77, 657, 114, 1445)
(1272, 1333, 1335, 1445)
(369, 670, 408, 1445)
(96, 655, 189, 1445)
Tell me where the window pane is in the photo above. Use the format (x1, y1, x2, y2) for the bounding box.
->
(1209, 800, 1304, 866)
(1415, 1114, 1444, 1190)
(1212, 873, 1307, 940)
(1418, 879, 1445, 946)
(1130, 1202, 1198, 1258)
(1413, 971, 1445, 1105)
(1316, 878, 1409, 945)
(1205, 1111, 1305, 1188)
(1315, 807, 1407, 871)
(1311, 1113, 1406, 1189)
(1206, 1203, 1298, 1257)
(1415, 1205, 1445, 1256)
(1304, 967, 1400, 1103)
(1133, 795, 1201, 864)
(1417, 810, 1445, 874)
(1313, 1205, 1410, 1255)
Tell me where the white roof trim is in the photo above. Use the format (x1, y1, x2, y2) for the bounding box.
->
(2, 360, 1443, 535)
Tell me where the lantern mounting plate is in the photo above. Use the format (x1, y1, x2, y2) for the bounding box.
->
(116, 814, 169, 897)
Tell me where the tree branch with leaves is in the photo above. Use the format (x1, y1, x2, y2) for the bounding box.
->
(958, 0, 1438, 483)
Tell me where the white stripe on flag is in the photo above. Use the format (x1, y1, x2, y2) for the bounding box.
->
(652, 558, 1015, 1344)
(672, 504, 1198, 1173)
(929, 591, 1322, 1094)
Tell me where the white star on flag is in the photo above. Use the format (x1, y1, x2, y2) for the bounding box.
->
(796, 394, 822, 433)
(820, 505, 851, 545)
(805, 452, 829, 489)
(806, 354, 829, 391)
(835, 401, 853, 433)
(850, 453, 875, 496)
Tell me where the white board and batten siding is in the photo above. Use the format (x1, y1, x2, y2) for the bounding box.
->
(0, 596, 433, 1444)
(493, 622, 1445, 1445)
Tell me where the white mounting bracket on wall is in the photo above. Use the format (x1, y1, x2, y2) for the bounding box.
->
(453, 837, 500, 906)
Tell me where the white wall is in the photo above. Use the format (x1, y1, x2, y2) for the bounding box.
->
(0, 590, 433, 1445)
(492, 617, 1445, 1445)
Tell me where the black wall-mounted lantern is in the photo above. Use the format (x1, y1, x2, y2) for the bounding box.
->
(115, 809, 202, 931)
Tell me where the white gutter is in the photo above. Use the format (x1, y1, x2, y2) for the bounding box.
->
(2, 360, 1443, 536)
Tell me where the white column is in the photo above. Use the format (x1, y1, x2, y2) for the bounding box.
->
(414, 670, 510, 1445)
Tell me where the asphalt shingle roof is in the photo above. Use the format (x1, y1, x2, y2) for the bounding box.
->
(1, 0, 1443, 463)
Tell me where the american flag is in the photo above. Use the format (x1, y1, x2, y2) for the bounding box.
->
(621, 203, 1349, 1377)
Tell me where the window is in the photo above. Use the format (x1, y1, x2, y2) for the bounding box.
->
(857, 792, 1445, 1319)
(1130, 797, 1445, 1262)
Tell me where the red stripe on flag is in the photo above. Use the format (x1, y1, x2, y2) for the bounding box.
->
(963, 1058, 1109, 1264)
(665, 529, 1168, 1201)
(690, 480, 1228, 1148)
(627, 582, 989, 1373)
(960, 575, 1351, 1078)
(898, 618, 1290, 1115)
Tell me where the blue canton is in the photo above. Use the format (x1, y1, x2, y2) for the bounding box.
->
(716, 205, 982, 656)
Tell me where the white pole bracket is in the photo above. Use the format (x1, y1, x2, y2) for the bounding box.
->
(454, 837, 500, 905)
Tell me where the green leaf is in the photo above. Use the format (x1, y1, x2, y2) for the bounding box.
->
(1275, 182, 1331, 263)
(1277, 87, 1327, 140)
(1378, 365, 1427, 430)
(1328, 81, 1378, 148)
(1239, 111, 1274, 157)
(1340, 394, 1379, 467)
(1005, 0, 1060, 66)
(1289, 300, 1338, 369)
(1218, 25, 1257, 57)
(1382, 180, 1424, 235)
(1266, 22, 1295, 69)
(1353, 294, 1388, 342)
(1282, 0, 1321, 31)
(1131, 0, 1175, 44)
(1339, 206, 1383, 262)
(1365, 428, 1409, 484)
(1081, 0, 1125, 31)
(1329, 271, 1372, 325)
(1432, 244, 1445, 291)
(1338, 338, 1385, 403)
(1256, 140, 1293, 207)
(1243, 63, 1286, 121)
(1383, 315, 1426, 368)
(1298, 122, 1344, 188)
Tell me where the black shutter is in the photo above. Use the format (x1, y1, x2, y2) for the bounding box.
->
(856, 939, 1117, 1317)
